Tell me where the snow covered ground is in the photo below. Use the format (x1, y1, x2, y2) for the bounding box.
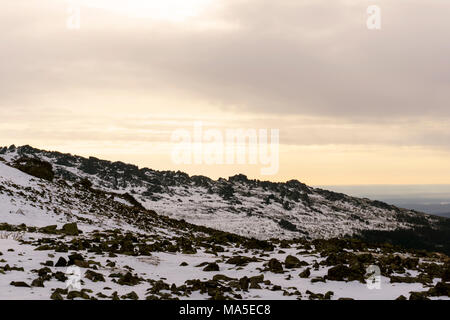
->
(0, 147, 449, 300)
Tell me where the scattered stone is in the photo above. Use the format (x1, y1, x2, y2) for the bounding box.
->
(55, 257, 67, 267)
(31, 278, 45, 287)
(117, 272, 141, 286)
(226, 256, 257, 266)
(10, 281, 30, 288)
(203, 263, 220, 272)
(299, 268, 311, 278)
(284, 255, 302, 268)
(85, 270, 105, 282)
(50, 291, 64, 300)
(267, 258, 283, 273)
(62, 223, 79, 236)
(121, 291, 139, 300)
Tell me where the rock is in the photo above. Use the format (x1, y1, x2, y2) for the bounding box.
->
(180, 262, 188, 267)
(284, 255, 301, 268)
(311, 277, 326, 283)
(50, 291, 64, 300)
(313, 262, 320, 270)
(299, 268, 311, 278)
(37, 267, 52, 277)
(226, 256, 257, 266)
(396, 295, 407, 300)
(327, 264, 364, 282)
(117, 272, 141, 286)
(55, 257, 67, 267)
(85, 270, 105, 282)
(442, 265, 450, 282)
(54, 272, 67, 282)
(43, 260, 54, 267)
(409, 292, 429, 300)
(10, 281, 30, 288)
(267, 258, 283, 273)
(121, 291, 139, 300)
(324, 291, 334, 300)
(68, 253, 84, 266)
(203, 263, 220, 272)
(40, 225, 58, 234)
(67, 290, 89, 300)
(111, 291, 120, 300)
(428, 282, 450, 297)
(249, 275, 264, 289)
(13, 157, 54, 181)
(31, 278, 45, 287)
(213, 274, 234, 282)
(271, 285, 282, 291)
(62, 223, 79, 236)
(239, 277, 249, 291)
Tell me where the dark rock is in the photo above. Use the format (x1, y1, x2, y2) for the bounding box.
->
(327, 264, 364, 282)
(68, 253, 84, 266)
(284, 255, 301, 268)
(239, 277, 249, 291)
(13, 157, 54, 181)
(85, 270, 105, 282)
(267, 258, 283, 273)
(121, 291, 139, 300)
(428, 282, 450, 297)
(117, 272, 141, 286)
(226, 256, 257, 266)
(54, 272, 67, 282)
(299, 268, 311, 278)
(40, 225, 58, 234)
(50, 291, 64, 300)
(55, 257, 67, 267)
(62, 223, 79, 236)
(409, 292, 429, 300)
(31, 278, 45, 287)
(213, 274, 234, 282)
(10, 281, 30, 288)
(203, 263, 220, 272)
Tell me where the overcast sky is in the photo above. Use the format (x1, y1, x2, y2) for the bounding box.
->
(1, 0, 450, 184)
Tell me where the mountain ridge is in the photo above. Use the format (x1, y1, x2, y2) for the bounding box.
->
(1, 144, 447, 243)
(1, 144, 450, 300)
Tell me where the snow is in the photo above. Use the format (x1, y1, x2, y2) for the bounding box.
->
(0, 147, 447, 300)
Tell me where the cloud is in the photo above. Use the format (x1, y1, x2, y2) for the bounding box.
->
(1, 0, 449, 152)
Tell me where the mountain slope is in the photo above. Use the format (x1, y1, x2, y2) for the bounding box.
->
(0, 145, 449, 300)
(0, 145, 443, 241)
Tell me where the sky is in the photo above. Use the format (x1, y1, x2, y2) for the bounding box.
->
(1, 0, 450, 185)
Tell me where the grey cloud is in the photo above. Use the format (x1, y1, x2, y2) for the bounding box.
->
(1, 0, 450, 150)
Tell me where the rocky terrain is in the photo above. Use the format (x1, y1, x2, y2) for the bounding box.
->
(1, 145, 448, 242)
(0, 144, 449, 300)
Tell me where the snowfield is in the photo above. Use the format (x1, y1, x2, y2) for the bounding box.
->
(0, 145, 449, 300)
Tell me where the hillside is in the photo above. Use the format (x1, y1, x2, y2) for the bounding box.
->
(0, 145, 449, 300)
(0, 145, 446, 242)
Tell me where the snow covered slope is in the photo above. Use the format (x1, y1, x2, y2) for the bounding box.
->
(0, 145, 443, 240)
(0, 145, 449, 300)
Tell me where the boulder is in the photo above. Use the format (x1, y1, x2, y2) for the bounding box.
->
(203, 263, 220, 272)
(61, 223, 79, 236)
(267, 258, 283, 273)
(284, 255, 301, 268)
